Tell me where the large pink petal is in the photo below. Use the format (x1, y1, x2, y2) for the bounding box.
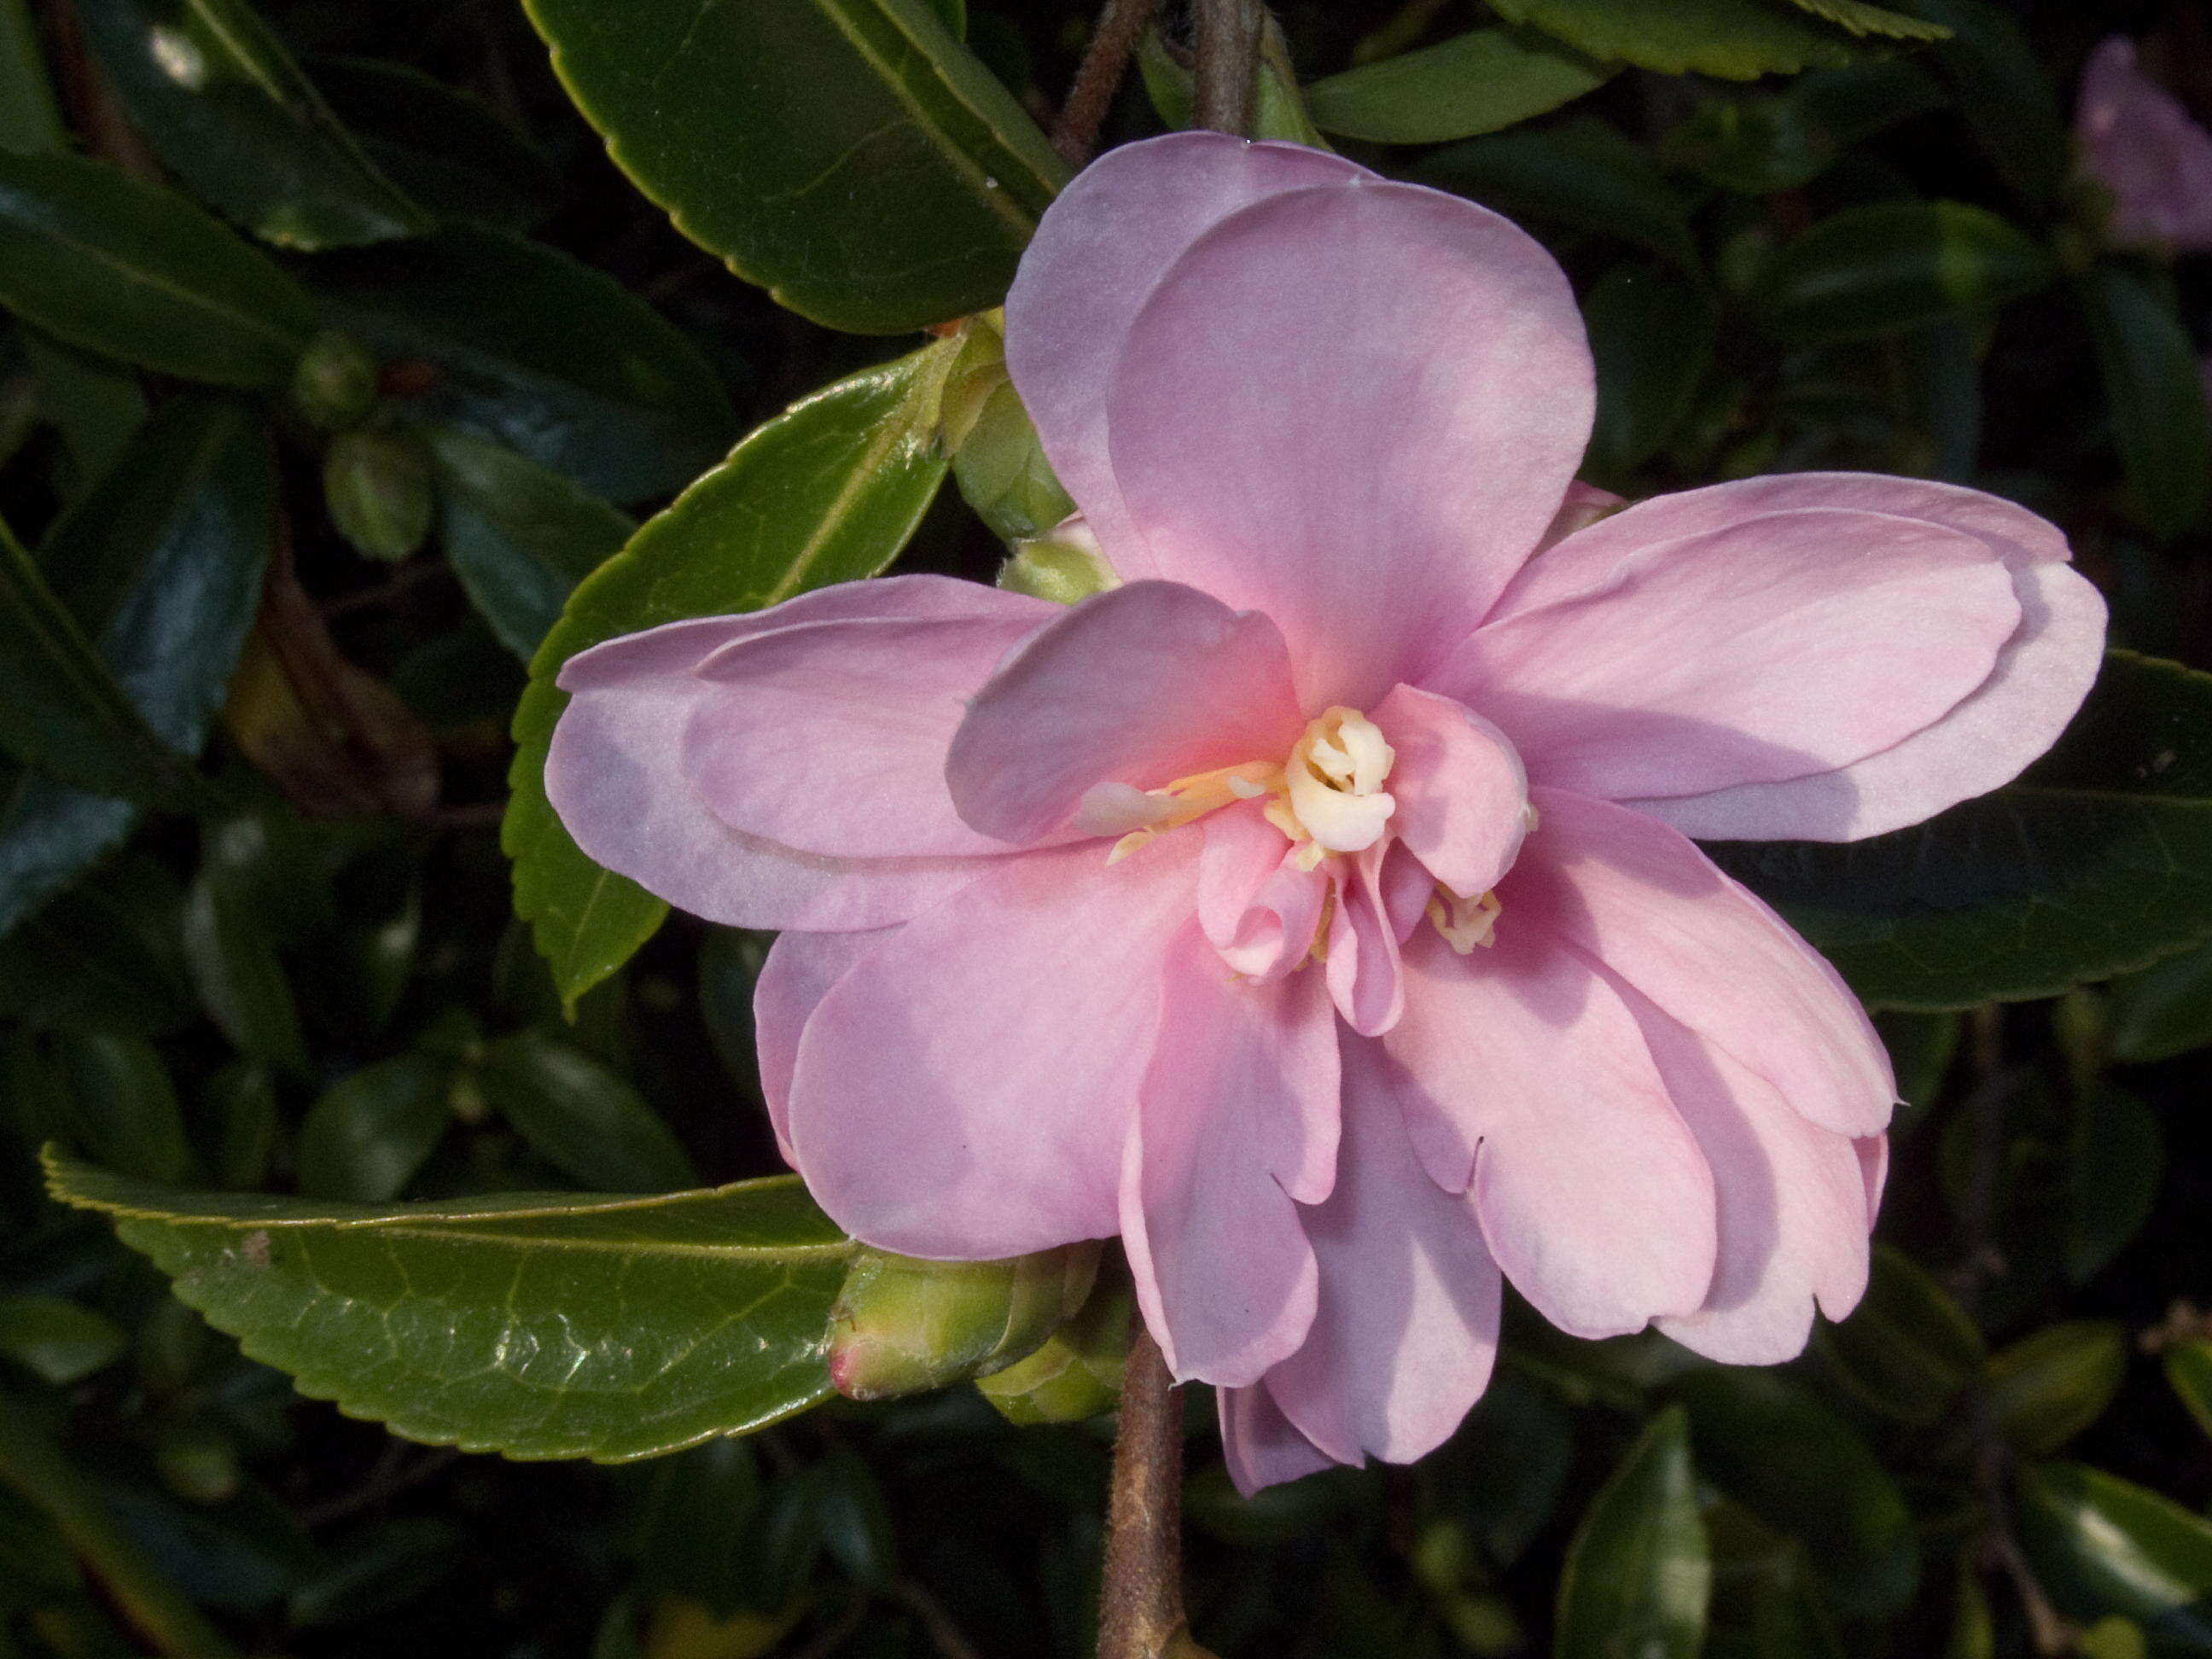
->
(787, 836, 1197, 1258)
(1382, 926, 1715, 1337)
(754, 928, 888, 1165)
(1264, 1038, 1501, 1466)
(1609, 975, 1874, 1365)
(1107, 180, 1592, 709)
(1512, 788, 1894, 1138)
(1434, 509, 2017, 801)
(1004, 132, 1365, 572)
(1122, 948, 1336, 1388)
(1324, 845, 1406, 1038)
(1196, 801, 1327, 981)
(1220, 1382, 1335, 1497)
(945, 580, 1303, 845)
(2076, 36, 2212, 253)
(683, 604, 1049, 859)
(1482, 474, 2105, 841)
(546, 614, 1004, 931)
(1370, 684, 1528, 898)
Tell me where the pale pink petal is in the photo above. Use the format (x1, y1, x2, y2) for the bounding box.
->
(683, 606, 1049, 859)
(1512, 788, 1895, 1138)
(1264, 1038, 1501, 1466)
(2076, 36, 2212, 252)
(546, 618, 1005, 930)
(946, 580, 1303, 844)
(1536, 481, 1626, 552)
(1107, 180, 1593, 708)
(1324, 845, 1406, 1038)
(787, 836, 1197, 1258)
(1220, 1382, 1335, 1496)
(1121, 950, 1336, 1387)
(1434, 508, 2018, 801)
(1484, 474, 2105, 841)
(1196, 801, 1328, 981)
(754, 928, 888, 1165)
(1607, 975, 1873, 1365)
(1382, 926, 1715, 1337)
(1858, 1135, 1889, 1218)
(1004, 132, 1365, 571)
(1370, 684, 1528, 899)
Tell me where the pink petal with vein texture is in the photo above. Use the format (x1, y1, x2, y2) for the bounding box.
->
(1106, 179, 1593, 707)
(754, 928, 888, 1165)
(1325, 845, 1406, 1038)
(1004, 132, 1365, 571)
(1196, 802, 1328, 981)
(1370, 684, 1528, 899)
(1220, 1382, 1334, 1498)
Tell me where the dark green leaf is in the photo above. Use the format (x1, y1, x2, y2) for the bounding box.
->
(2167, 1342, 2212, 1445)
(519, 0, 1066, 333)
(426, 428, 633, 660)
(297, 1054, 452, 1203)
(2110, 936, 2212, 1062)
(1782, 0, 1947, 39)
(0, 149, 315, 385)
(2017, 1463, 2212, 1644)
(1554, 1406, 1708, 1659)
(0, 0, 65, 155)
(2066, 1083, 2163, 1284)
(47, 1031, 195, 1185)
(307, 55, 560, 233)
(1704, 1504, 1850, 1659)
(2075, 264, 2212, 543)
(1413, 117, 1698, 271)
(287, 1516, 463, 1628)
(1986, 1323, 2128, 1454)
(505, 346, 953, 1007)
(1305, 27, 1615, 145)
(1710, 653, 2212, 1010)
(45, 1149, 854, 1461)
(0, 850, 195, 1035)
(75, 0, 431, 250)
(1904, 0, 2067, 214)
(1753, 200, 2054, 344)
(1586, 262, 1715, 474)
(0, 772, 136, 942)
(474, 1029, 696, 1193)
(1664, 60, 1946, 194)
(201, 1060, 276, 1190)
(22, 330, 149, 499)
(0, 1296, 126, 1385)
(1487, 0, 1857, 79)
(312, 224, 734, 502)
(1676, 1368, 1918, 1618)
(1876, 1010, 1959, 1121)
(182, 868, 311, 1081)
(1816, 1243, 1983, 1424)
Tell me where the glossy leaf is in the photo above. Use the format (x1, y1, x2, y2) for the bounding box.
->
(1782, 0, 1947, 40)
(2066, 1083, 2163, 1284)
(75, 0, 431, 250)
(44, 1031, 196, 1186)
(182, 867, 310, 1082)
(1486, 0, 1857, 79)
(1675, 1368, 1918, 1618)
(2017, 1463, 2212, 1644)
(504, 345, 953, 1007)
(307, 55, 560, 233)
(312, 224, 733, 503)
(520, 0, 1066, 333)
(472, 1029, 696, 1194)
(2075, 264, 2212, 543)
(1412, 118, 1697, 271)
(0, 773, 135, 942)
(0, 149, 315, 386)
(425, 427, 632, 661)
(1753, 200, 2054, 344)
(1986, 1323, 2127, 1455)
(1710, 653, 2212, 1010)
(45, 1150, 854, 1461)
(1585, 262, 1715, 474)
(2110, 937, 2212, 1063)
(2168, 1342, 2212, 1445)
(1305, 27, 1615, 145)
(297, 1054, 452, 1204)
(1817, 1244, 1983, 1425)
(1554, 1406, 1708, 1659)
(1664, 60, 1947, 195)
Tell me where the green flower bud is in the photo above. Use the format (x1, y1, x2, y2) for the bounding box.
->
(827, 1241, 1099, 1401)
(938, 312, 1076, 544)
(290, 330, 380, 430)
(998, 521, 1121, 606)
(324, 429, 434, 562)
(975, 1275, 1132, 1425)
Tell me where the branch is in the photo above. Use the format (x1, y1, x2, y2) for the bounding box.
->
(1096, 1330, 1190, 1659)
(1193, 0, 1261, 136)
(1051, 0, 1162, 166)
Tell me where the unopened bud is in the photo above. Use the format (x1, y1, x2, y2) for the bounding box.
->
(939, 313, 1076, 544)
(324, 429, 434, 562)
(827, 1241, 1099, 1401)
(290, 330, 379, 430)
(975, 1276, 1132, 1425)
(998, 517, 1120, 606)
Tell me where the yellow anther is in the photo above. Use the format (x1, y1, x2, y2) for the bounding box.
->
(1427, 888, 1502, 954)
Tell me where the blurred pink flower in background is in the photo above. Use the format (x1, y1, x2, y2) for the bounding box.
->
(2075, 34, 2212, 252)
(545, 135, 2106, 1491)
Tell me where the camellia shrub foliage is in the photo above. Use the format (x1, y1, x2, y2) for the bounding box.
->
(0, 0, 2209, 1655)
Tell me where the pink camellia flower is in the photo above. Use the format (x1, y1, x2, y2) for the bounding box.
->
(545, 134, 2107, 1492)
(2076, 35, 2212, 252)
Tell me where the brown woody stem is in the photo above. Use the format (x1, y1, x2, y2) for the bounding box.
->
(1051, 0, 1162, 166)
(1096, 1330, 1189, 1659)
(1193, 0, 1261, 136)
